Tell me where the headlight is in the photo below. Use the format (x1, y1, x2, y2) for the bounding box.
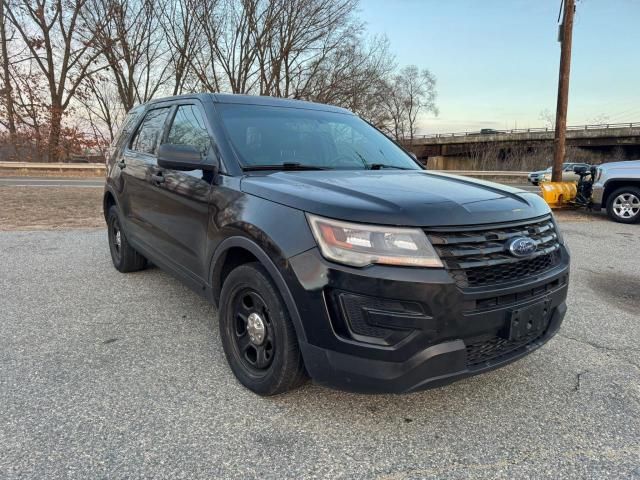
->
(306, 214, 443, 268)
(595, 167, 603, 182)
(551, 213, 566, 246)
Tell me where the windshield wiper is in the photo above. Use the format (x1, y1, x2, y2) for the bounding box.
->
(242, 162, 329, 172)
(368, 163, 411, 170)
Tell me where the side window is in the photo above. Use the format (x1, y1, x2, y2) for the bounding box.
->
(166, 104, 211, 155)
(130, 107, 171, 155)
(112, 110, 141, 150)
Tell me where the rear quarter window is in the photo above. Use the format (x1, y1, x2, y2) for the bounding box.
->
(129, 107, 172, 155)
(109, 110, 142, 157)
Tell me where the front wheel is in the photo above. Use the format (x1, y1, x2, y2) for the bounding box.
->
(606, 187, 640, 224)
(218, 262, 307, 395)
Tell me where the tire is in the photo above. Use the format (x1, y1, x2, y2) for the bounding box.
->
(218, 262, 307, 395)
(107, 206, 147, 272)
(606, 187, 640, 224)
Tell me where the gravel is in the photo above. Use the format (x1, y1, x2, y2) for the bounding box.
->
(1, 216, 639, 479)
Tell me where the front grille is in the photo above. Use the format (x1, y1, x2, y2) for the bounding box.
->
(465, 330, 544, 367)
(472, 276, 567, 310)
(425, 216, 562, 288)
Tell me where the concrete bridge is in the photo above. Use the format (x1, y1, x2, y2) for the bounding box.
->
(402, 122, 640, 168)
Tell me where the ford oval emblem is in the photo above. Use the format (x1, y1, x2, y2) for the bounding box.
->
(507, 236, 537, 258)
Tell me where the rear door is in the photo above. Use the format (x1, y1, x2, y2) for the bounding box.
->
(119, 106, 173, 244)
(146, 101, 215, 281)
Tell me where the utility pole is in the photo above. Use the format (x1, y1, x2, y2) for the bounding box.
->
(552, 0, 575, 182)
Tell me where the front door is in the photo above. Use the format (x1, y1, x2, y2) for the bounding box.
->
(147, 102, 215, 281)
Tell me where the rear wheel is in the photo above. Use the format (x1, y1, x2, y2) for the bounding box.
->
(107, 206, 147, 272)
(606, 187, 640, 224)
(218, 262, 307, 395)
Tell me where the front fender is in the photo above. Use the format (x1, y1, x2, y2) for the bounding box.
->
(208, 235, 309, 343)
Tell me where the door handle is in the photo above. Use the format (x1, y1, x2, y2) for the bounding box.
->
(117, 160, 126, 169)
(151, 172, 165, 184)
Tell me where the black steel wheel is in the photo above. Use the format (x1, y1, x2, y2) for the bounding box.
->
(219, 262, 307, 395)
(231, 289, 275, 372)
(109, 214, 123, 264)
(107, 206, 147, 272)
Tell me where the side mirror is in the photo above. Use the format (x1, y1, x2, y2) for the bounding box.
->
(573, 165, 588, 174)
(157, 144, 218, 172)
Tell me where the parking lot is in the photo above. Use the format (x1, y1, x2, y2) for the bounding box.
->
(1, 212, 639, 479)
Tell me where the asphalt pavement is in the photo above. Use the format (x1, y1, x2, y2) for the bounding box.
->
(1, 217, 639, 479)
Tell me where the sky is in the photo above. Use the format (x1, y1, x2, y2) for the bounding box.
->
(358, 0, 640, 134)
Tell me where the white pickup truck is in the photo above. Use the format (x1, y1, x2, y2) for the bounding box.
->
(591, 160, 640, 223)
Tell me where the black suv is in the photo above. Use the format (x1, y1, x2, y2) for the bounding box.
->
(104, 94, 570, 395)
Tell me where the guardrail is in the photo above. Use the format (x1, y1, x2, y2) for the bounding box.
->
(0, 162, 105, 171)
(0, 162, 529, 179)
(413, 121, 640, 139)
(431, 170, 529, 177)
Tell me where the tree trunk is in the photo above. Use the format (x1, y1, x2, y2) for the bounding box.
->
(48, 103, 63, 162)
(0, 1, 17, 144)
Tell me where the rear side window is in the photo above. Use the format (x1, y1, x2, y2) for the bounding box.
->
(130, 107, 171, 155)
(111, 110, 141, 150)
(166, 104, 211, 155)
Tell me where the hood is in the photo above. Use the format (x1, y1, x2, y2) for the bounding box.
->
(599, 159, 640, 171)
(240, 170, 550, 227)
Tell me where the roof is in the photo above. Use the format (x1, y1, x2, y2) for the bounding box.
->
(212, 93, 353, 114)
(140, 92, 353, 115)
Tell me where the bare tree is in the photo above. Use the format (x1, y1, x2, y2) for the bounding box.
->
(539, 109, 555, 130)
(196, 0, 265, 94)
(4, 0, 107, 161)
(259, 0, 358, 98)
(77, 72, 125, 143)
(0, 0, 17, 141)
(188, 0, 223, 92)
(160, 0, 203, 95)
(301, 34, 395, 127)
(192, 0, 363, 98)
(1, 0, 440, 161)
(399, 65, 437, 141)
(382, 65, 438, 141)
(86, 0, 171, 111)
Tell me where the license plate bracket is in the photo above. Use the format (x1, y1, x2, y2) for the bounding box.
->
(504, 299, 551, 341)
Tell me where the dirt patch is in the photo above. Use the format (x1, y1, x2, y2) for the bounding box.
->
(552, 208, 608, 223)
(0, 186, 104, 230)
(588, 271, 640, 315)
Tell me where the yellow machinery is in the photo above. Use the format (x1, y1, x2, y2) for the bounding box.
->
(539, 182, 577, 208)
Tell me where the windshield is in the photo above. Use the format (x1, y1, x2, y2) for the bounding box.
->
(217, 104, 422, 171)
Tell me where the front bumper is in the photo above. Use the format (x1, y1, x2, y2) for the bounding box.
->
(591, 183, 604, 207)
(285, 246, 570, 393)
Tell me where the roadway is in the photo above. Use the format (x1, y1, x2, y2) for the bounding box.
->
(0, 176, 540, 192)
(1, 216, 638, 478)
